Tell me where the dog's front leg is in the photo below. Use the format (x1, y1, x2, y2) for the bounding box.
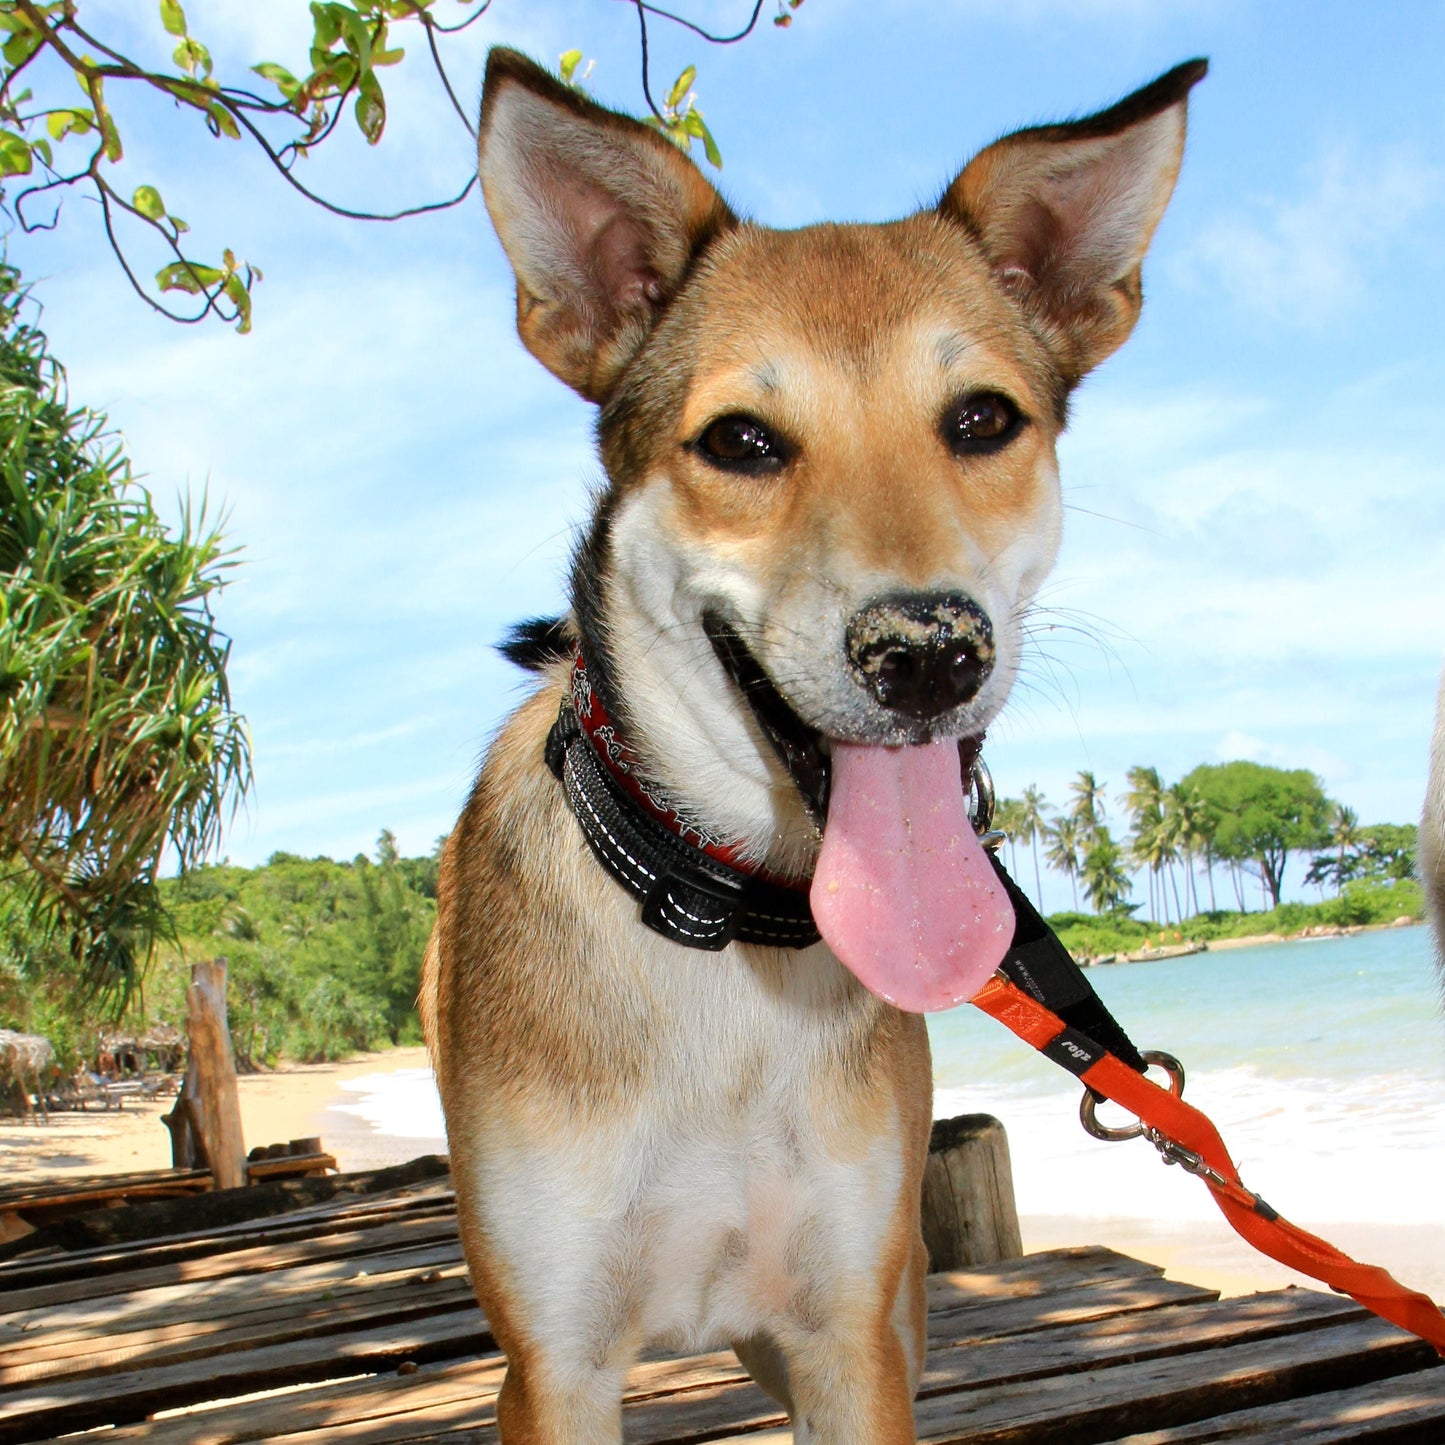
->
(449, 1147, 642, 1445)
(493, 1355, 626, 1445)
(780, 1329, 920, 1445)
(747, 1233, 926, 1445)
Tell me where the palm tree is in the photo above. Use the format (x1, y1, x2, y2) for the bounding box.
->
(1070, 770, 1107, 844)
(1123, 766, 1165, 922)
(994, 797, 1025, 880)
(1330, 804, 1360, 895)
(1018, 785, 1048, 909)
(1129, 813, 1174, 924)
(1082, 826, 1132, 915)
(1045, 814, 1083, 911)
(1165, 783, 1208, 918)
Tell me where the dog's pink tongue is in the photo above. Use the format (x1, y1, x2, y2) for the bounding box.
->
(811, 739, 1014, 1013)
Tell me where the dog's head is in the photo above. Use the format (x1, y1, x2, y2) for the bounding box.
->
(479, 51, 1201, 1003)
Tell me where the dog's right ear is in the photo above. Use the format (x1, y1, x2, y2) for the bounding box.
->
(478, 49, 736, 403)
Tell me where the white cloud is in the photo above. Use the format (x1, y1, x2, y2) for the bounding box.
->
(1176, 143, 1442, 326)
(1212, 729, 1346, 778)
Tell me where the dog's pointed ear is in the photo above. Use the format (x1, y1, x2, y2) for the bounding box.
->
(478, 49, 736, 403)
(940, 59, 1206, 383)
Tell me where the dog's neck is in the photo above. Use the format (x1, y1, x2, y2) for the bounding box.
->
(568, 496, 824, 882)
(566, 650, 809, 885)
(574, 622, 822, 882)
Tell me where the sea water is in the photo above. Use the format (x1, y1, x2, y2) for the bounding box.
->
(330, 927, 1445, 1231)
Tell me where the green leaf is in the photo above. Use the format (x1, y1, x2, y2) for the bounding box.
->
(559, 49, 583, 83)
(97, 108, 122, 163)
(310, 2, 343, 50)
(156, 260, 226, 295)
(373, 46, 404, 68)
(159, 0, 187, 37)
(173, 36, 212, 80)
(354, 72, 385, 145)
(224, 272, 253, 335)
(252, 61, 302, 100)
(207, 102, 240, 141)
(132, 184, 166, 220)
(46, 108, 93, 140)
(0, 130, 33, 177)
(682, 112, 723, 169)
(2, 29, 41, 68)
(666, 66, 696, 111)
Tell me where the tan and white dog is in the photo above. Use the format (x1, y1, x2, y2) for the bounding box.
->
(422, 51, 1203, 1443)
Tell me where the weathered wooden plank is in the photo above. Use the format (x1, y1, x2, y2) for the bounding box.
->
(924, 1247, 1161, 1310)
(0, 1249, 1174, 1440)
(107, 1346, 755, 1444)
(927, 1277, 1209, 1347)
(92, 1283, 1222, 1443)
(911, 1316, 1436, 1445)
(921, 1289, 1365, 1385)
(0, 1211, 461, 1314)
(643, 1317, 1433, 1445)
(2, 1241, 465, 1343)
(0, 1170, 211, 1212)
(0, 1242, 1137, 1343)
(0, 1310, 492, 1443)
(135, 1290, 1376, 1445)
(1, 1261, 474, 1384)
(1106, 1362, 1445, 1442)
(0, 1178, 454, 1293)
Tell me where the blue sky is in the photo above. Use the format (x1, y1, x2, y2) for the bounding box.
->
(10, 0, 1445, 912)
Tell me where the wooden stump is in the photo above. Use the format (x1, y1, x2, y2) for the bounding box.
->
(163, 958, 247, 1190)
(921, 1113, 1022, 1272)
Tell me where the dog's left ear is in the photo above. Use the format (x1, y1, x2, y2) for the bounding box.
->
(941, 59, 1206, 383)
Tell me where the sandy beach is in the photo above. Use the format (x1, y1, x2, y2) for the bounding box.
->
(0, 1045, 437, 1187)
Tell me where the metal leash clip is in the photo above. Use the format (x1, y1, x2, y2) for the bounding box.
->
(1080, 1050, 1186, 1142)
(969, 755, 1005, 852)
(1142, 1128, 1231, 1188)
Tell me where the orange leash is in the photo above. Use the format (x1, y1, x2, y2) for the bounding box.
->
(972, 972, 1445, 1356)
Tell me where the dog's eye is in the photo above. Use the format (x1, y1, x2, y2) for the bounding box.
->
(694, 415, 787, 475)
(941, 392, 1024, 456)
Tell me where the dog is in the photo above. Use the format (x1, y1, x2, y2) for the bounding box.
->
(421, 49, 1203, 1442)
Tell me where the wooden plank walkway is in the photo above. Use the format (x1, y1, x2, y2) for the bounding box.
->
(1, 1174, 1441, 1443)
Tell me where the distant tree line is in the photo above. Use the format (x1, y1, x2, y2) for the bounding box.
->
(0, 830, 438, 1068)
(995, 759, 1418, 922)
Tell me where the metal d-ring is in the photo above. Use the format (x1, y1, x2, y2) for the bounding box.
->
(969, 754, 997, 840)
(1079, 1050, 1187, 1142)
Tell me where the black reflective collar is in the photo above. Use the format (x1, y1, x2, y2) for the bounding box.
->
(545, 697, 821, 952)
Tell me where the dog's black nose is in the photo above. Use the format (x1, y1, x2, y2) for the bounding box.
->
(845, 593, 995, 720)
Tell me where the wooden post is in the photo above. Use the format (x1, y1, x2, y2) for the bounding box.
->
(164, 958, 247, 1190)
(921, 1113, 1022, 1272)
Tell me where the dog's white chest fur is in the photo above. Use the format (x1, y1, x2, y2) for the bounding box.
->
(467, 930, 908, 1361)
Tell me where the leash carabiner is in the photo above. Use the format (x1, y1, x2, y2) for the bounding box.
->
(1080, 1049, 1186, 1142)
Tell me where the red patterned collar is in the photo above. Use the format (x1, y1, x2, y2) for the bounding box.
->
(568, 653, 807, 889)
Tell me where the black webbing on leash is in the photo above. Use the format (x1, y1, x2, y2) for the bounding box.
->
(988, 855, 1149, 1076)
